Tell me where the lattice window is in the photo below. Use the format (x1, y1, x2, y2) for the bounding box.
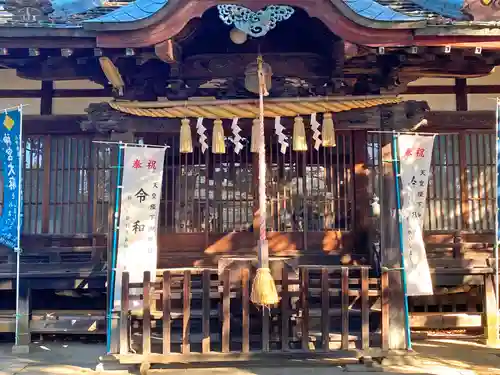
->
(366, 132, 495, 232)
(19, 134, 111, 235)
(23, 136, 44, 233)
(142, 134, 254, 234)
(266, 131, 353, 232)
(425, 134, 461, 231)
(465, 132, 495, 231)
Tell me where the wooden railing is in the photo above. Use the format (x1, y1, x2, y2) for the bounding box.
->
(116, 265, 389, 363)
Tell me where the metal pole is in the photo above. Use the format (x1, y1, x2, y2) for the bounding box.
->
(391, 131, 412, 350)
(14, 106, 23, 347)
(106, 142, 124, 353)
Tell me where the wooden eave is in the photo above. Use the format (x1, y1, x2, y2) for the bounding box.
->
(0, 33, 97, 49)
(90, 0, 417, 48)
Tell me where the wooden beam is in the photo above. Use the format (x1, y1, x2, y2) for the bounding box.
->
(423, 111, 495, 130)
(18, 110, 497, 136)
(154, 39, 179, 64)
(0, 88, 111, 98)
(406, 85, 500, 95)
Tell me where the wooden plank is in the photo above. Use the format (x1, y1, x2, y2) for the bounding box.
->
(182, 270, 191, 354)
(162, 270, 171, 355)
(241, 267, 250, 354)
(381, 271, 390, 351)
(281, 266, 289, 352)
(202, 269, 211, 354)
(222, 269, 230, 353)
(341, 267, 349, 350)
(361, 267, 369, 350)
(321, 268, 329, 352)
(301, 267, 309, 351)
(119, 272, 129, 355)
(142, 271, 151, 355)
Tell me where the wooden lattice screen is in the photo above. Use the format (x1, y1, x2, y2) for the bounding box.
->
(366, 131, 496, 232)
(7, 134, 112, 235)
(136, 131, 353, 238)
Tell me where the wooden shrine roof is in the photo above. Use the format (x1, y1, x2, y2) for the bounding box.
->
(0, 0, 468, 32)
(108, 96, 402, 119)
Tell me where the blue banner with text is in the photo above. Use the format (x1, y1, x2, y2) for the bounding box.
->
(0, 108, 22, 250)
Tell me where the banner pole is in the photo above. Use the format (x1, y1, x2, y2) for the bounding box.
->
(391, 131, 412, 350)
(106, 142, 124, 353)
(14, 105, 23, 347)
(495, 98, 500, 343)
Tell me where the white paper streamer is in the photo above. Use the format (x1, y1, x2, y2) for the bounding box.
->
(196, 117, 208, 153)
(274, 116, 289, 154)
(310, 113, 322, 150)
(230, 117, 244, 154)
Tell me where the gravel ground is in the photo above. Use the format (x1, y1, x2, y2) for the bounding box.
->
(0, 337, 498, 375)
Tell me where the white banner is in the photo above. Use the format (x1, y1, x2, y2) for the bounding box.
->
(398, 134, 435, 296)
(114, 146, 166, 309)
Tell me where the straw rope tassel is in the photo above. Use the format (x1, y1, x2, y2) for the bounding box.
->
(212, 119, 226, 154)
(322, 113, 336, 147)
(179, 118, 193, 153)
(250, 55, 279, 307)
(293, 116, 307, 151)
(251, 118, 260, 153)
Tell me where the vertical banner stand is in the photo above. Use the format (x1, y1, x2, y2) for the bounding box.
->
(14, 106, 23, 352)
(106, 143, 124, 353)
(495, 98, 500, 344)
(391, 131, 412, 351)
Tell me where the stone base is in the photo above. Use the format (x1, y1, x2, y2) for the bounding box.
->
(11, 344, 30, 354)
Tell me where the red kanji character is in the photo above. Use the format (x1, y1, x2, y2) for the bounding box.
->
(147, 160, 157, 170)
(403, 148, 413, 159)
(132, 159, 142, 169)
(416, 148, 425, 158)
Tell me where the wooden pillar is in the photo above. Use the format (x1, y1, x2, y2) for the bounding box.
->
(379, 133, 406, 350)
(12, 279, 31, 353)
(107, 130, 134, 354)
(483, 274, 498, 347)
(454, 78, 468, 112)
(40, 81, 54, 115)
(352, 130, 370, 256)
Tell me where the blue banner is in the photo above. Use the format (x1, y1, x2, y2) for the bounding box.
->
(0, 108, 22, 250)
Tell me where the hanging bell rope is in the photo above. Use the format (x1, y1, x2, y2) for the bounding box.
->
(250, 55, 279, 307)
(179, 118, 193, 153)
(251, 118, 260, 153)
